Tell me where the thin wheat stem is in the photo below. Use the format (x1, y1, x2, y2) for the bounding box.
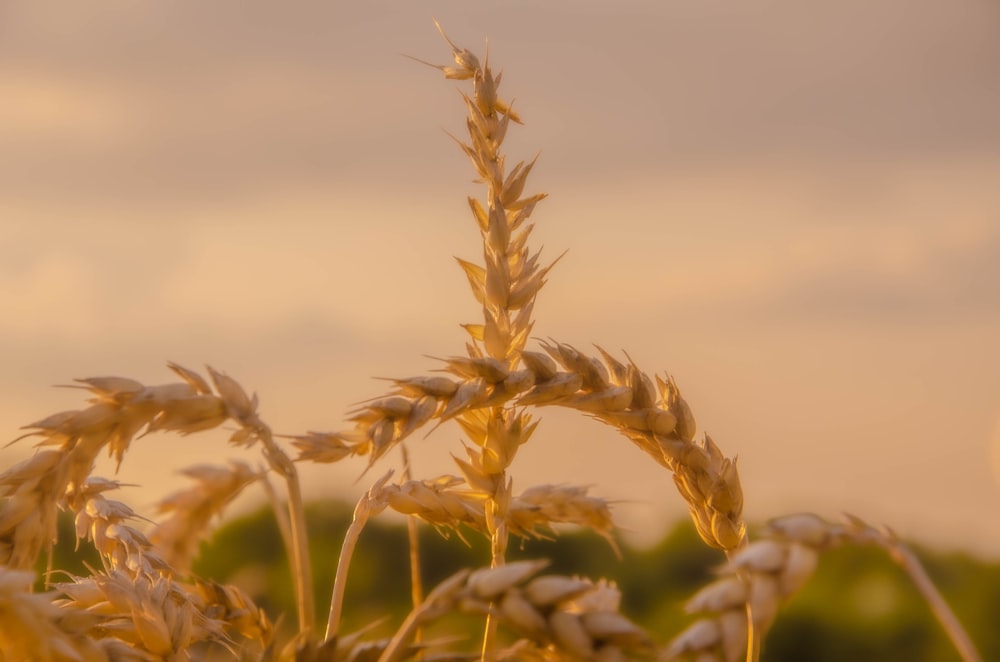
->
(260, 470, 295, 575)
(378, 568, 471, 662)
(400, 445, 425, 655)
(325, 512, 365, 642)
(480, 609, 499, 662)
(324, 472, 391, 642)
(897, 545, 981, 662)
(726, 541, 760, 662)
(44, 545, 54, 589)
(745, 609, 761, 662)
(258, 426, 315, 635)
(844, 518, 982, 662)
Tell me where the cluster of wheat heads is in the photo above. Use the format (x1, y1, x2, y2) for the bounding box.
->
(0, 23, 982, 662)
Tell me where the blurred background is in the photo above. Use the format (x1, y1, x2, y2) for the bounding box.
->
(2, 0, 999, 570)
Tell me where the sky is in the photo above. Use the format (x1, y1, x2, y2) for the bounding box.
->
(1, 0, 999, 557)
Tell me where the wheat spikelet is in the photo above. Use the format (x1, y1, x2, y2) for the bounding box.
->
(68, 480, 171, 576)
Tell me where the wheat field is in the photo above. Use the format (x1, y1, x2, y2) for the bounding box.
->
(0, 17, 992, 662)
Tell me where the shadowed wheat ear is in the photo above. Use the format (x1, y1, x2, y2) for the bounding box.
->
(666, 513, 982, 662)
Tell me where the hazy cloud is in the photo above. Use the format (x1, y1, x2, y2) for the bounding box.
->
(1, 0, 997, 212)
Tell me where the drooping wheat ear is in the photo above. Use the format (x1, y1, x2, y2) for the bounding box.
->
(148, 461, 260, 575)
(378, 559, 653, 662)
(519, 341, 744, 554)
(11, 364, 315, 635)
(665, 513, 982, 662)
(296, 339, 744, 555)
(4, 370, 228, 569)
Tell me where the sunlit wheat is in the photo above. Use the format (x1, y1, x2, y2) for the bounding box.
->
(0, 23, 979, 662)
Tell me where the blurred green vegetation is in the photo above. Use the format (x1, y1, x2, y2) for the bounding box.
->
(189, 501, 1000, 660)
(45, 503, 1000, 660)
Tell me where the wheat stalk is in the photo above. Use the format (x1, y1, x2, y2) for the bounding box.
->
(410, 21, 557, 657)
(5, 364, 315, 638)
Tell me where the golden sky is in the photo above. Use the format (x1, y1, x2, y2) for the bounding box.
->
(2, 1, 999, 555)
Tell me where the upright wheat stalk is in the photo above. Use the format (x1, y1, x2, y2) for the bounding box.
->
(415, 21, 554, 658)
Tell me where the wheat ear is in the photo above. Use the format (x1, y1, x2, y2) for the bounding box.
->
(9, 364, 316, 636)
(666, 513, 982, 662)
(413, 20, 556, 657)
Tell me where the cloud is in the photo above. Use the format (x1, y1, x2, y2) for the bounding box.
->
(1, 0, 998, 215)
